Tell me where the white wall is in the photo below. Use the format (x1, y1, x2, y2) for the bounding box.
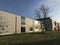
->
(16, 16, 21, 33)
(34, 20, 42, 32)
(0, 10, 43, 35)
(0, 11, 16, 35)
(25, 18, 34, 33)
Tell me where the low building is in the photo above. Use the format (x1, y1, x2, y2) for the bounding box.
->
(0, 10, 43, 35)
(36, 17, 60, 31)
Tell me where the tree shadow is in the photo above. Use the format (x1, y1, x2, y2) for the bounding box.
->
(11, 39, 60, 45)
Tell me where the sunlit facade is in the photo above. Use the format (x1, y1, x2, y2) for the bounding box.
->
(0, 10, 43, 35)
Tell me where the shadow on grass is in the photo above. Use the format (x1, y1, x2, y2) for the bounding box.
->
(11, 39, 60, 45)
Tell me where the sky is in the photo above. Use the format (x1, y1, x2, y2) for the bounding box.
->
(0, 0, 60, 22)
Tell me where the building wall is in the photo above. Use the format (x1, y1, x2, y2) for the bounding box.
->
(0, 10, 43, 35)
(0, 11, 16, 35)
(51, 19, 60, 31)
(56, 22, 60, 31)
(38, 19, 52, 31)
(44, 19, 52, 31)
(16, 16, 21, 33)
(34, 20, 42, 32)
(25, 18, 34, 33)
(36, 18, 60, 31)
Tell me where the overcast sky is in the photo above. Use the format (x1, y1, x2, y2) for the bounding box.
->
(0, 0, 60, 22)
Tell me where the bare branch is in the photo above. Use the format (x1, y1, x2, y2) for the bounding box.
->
(35, 10, 41, 19)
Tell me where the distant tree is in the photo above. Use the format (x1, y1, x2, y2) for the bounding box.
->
(35, 10, 41, 19)
(36, 4, 50, 19)
(35, 4, 51, 34)
(40, 5, 50, 18)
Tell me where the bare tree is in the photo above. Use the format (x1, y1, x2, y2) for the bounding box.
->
(35, 4, 50, 33)
(40, 5, 50, 18)
(36, 4, 50, 19)
(35, 10, 41, 19)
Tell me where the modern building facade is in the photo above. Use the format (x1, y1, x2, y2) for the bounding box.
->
(0, 10, 60, 35)
(0, 10, 44, 35)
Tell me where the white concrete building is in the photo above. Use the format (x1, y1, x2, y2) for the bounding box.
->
(0, 10, 43, 35)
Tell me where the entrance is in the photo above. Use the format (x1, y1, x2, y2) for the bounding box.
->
(21, 27, 25, 32)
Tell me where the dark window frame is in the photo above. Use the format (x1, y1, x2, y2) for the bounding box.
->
(21, 16, 25, 25)
(30, 27, 33, 31)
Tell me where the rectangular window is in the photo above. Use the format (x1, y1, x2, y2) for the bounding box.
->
(0, 25, 2, 27)
(2, 27, 4, 30)
(30, 27, 33, 31)
(54, 21, 56, 26)
(35, 25, 38, 29)
(21, 16, 25, 25)
(21, 27, 25, 32)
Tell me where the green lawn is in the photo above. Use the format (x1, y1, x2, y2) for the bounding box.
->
(0, 31, 60, 45)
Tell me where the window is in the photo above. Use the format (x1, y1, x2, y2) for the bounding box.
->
(0, 25, 2, 27)
(6, 25, 8, 27)
(21, 16, 25, 25)
(21, 27, 25, 32)
(54, 27, 56, 31)
(54, 21, 56, 26)
(2, 27, 4, 30)
(30, 27, 33, 31)
(36, 26, 38, 29)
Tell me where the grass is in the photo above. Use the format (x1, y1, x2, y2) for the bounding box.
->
(0, 31, 60, 45)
